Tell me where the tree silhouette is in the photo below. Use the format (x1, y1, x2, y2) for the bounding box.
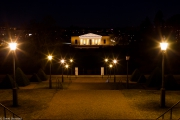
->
(166, 14, 180, 28)
(140, 17, 152, 30)
(154, 10, 164, 27)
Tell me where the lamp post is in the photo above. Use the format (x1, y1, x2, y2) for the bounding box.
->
(113, 59, 117, 83)
(48, 55, 52, 89)
(61, 59, 65, 83)
(126, 56, 130, 89)
(70, 59, 73, 80)
(160, 42, 168, 107)
(105, 59, 108, 76)
(9, 42, 18, 107)
(65, 64, 69, 78)
(109, 64, 113, 81)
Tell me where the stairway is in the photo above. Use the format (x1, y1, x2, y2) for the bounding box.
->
(0, 103, 22, 119)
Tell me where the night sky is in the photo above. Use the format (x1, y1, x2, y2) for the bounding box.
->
(1, 0, 180, 27)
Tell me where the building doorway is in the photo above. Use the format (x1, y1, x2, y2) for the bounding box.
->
(89, 39, 92, 45)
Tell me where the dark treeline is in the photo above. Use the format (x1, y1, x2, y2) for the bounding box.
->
(0, 11, 180, 75)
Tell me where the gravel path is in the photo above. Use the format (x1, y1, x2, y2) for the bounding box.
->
(38, 90, 142, 119)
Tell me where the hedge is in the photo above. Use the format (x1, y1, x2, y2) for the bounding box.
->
(146, 67, 161, 88)
(165, 74, 179, 90)
(137, 74, 147, 83)
(37, 68, 48, 81)
(30, 73, 42, 82)
(0, 74, 17, 89)
(130, 69, 141, 82)
(16, 67, 30, 86)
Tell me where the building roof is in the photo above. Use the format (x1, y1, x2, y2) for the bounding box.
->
(79, 33, 102, 38)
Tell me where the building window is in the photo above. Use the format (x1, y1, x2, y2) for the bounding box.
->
(104, 39, 106, 44)
(75, 40, 78, 44)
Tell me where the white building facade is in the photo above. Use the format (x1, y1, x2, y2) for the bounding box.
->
(71, 33, 111, 48)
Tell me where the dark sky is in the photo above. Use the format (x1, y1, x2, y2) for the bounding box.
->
(1, 0, 180, 27)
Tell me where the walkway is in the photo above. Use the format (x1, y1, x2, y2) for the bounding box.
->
(0, 76, 180, 119)
(38, 90, 142, 119)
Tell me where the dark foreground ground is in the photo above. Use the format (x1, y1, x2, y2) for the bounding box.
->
(0, 76, 180, 120)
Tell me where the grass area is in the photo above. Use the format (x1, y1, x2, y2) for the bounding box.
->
(0, 89, 57, 119)
(0, 77, 72, 119)
(121, 89, 180, 119)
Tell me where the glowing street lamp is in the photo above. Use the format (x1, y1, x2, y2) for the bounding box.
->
(113, 59, 117, 64)
(109, 64, 113, 80)
(65, 64, 69, 78)
(70, 59, 73, 63)
(126, 56, 130, 89)
(48, 55, 53, 89)
(113, 59, 117, 83)
(65, 64, 69, 68)
(9, 43, 17, 50)
(48, 55, 52, 60)
(160, 43, 168, 51)
(61, 59, 65, 64)
(104, 58, 108, 76)
(160, 42, 168, 107)
(70, 59, 73, 80)
(61, 59, 65, 82)
(9, 42, 18, 107)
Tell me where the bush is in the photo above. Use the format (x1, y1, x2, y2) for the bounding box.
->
(37, 68, 48, 81)
(130, 69, 141, 82)
(165, 74, 179, 90)
(146, 67, 161, 88)
(30, 73, 42, 82)
(0, 74, 17, 89)
(16, 67, 30, 86)
(137, 74, 147, 83)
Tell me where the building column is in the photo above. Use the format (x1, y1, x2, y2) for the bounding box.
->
(80, 39, 82, 45)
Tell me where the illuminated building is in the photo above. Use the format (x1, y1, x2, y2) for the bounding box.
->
(71, 33, 113, 48)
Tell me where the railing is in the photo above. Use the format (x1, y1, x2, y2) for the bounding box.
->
(56, 77, 62, 90)
(55, 76, 72, 90)
(156, 100, 180, 120)
(0, 103, 22, 119)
